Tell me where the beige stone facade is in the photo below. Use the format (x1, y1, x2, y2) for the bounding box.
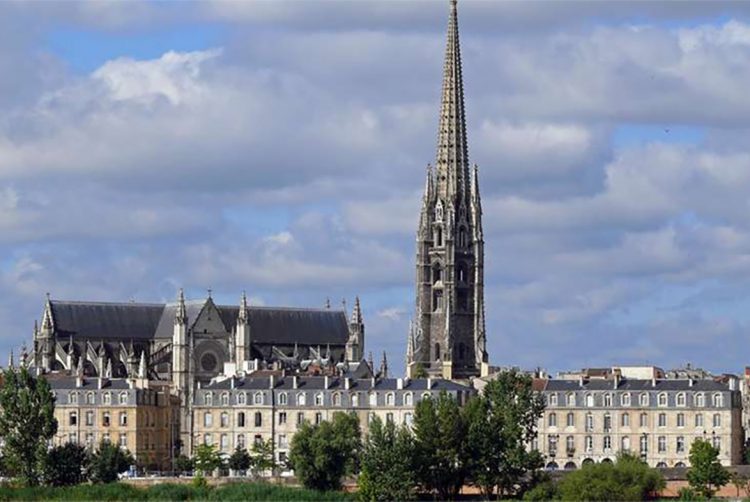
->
(535, 377, 744, 469)
(192, 375, 473, 465)
(50, 376, 180, 470)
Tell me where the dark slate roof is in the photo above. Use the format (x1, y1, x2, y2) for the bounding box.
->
(218, 306, 349, 345)
(51, 300, 349, 346)
(46, 376, 131, 390)
(50, 301, 164, 340)
(204, 376, 472, 392)
(543, 378, 731, 392)
(153, 301, 207, 339)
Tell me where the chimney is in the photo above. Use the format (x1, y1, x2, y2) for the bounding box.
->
(729, 377, 738, 391)
(689, 378, 694, 387)
(230, 377, 235, 390)
(397, 378, 404, 390)
(427, 377, 433, 390)
(613, 373, 620, 389)
(269, 375, 275, 389)
(652, 377, 657, 387)
(293, 376, 299, 389)
(344, 377, 351, 390)
(324, 375, 330, 389)
(578, 375, 584, 387)
(371, 377, 376, 388)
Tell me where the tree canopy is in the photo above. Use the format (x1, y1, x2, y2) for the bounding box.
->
(289, 412, 361, 491)
(687, 438, 730, 498)
(358, 415, 416, 501)
(42, 442, 89, 486)
(0, 367, 58, 486)
(88, 440, 134, 483)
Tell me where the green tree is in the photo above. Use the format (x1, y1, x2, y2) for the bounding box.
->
(228, 446, 251, 474)
(42, 442, 89, 486)
(358, 415, 416, 501)
(0, 367, 58, 486)
(174, 454, 194, 474)
(687, 438, 730, 498)
(289, 412, 361, 491)
(557, 453, 665, 501)
(193, 443, 223, 476)
(250, 438, 276, 475)
(412, 391, 467, 499)
(412, 364, 429, 379)
(464, 370, 545, 498)
(88, 439, 134, 483)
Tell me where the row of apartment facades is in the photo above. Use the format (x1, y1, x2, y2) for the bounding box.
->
(42, 368, 746, 470)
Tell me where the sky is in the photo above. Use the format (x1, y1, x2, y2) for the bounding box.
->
(2, 0, 750, 376)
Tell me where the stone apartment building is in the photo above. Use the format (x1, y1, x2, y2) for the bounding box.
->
(534, 374, 744, 469)
(49, 375, 180, 470)
(192, 374, 474, 466)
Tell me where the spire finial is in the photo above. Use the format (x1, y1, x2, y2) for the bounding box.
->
(8, 349, 14, 368)
(207, 287, 212, 299)
(175, 288, 187, 325)
(239, 290, 249, 323)
(351, 296, 363, 325)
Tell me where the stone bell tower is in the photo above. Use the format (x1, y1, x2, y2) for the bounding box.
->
(407, 0, 488, 380)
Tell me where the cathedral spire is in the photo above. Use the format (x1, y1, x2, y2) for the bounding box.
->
(435, 0, 469, 202)
(175, 288, 187, 326)
(351, 296, 363, 325)
(239, 290, 249, 323)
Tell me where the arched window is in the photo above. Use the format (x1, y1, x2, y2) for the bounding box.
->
(621, 412, 630, 427)
(432, 264, 442, 284)
(658, 393, 668, 407)
(332, 393, 342, 407)
(386, 393, 395, 406)
(297, 393, 306, 406)
(566, 412, 575, 427)
(585, 394, 594, 407)
(238, 412, 246, 427)
(221, 393, 229, 406)
(220, 433, 229, 450)
(119, 392, 128, 405)
(584, 435, 593, 452)
(459, 228, 467, 248)
(237, 434, 245, 449)
(422, 392, 431, 401)
(203, 412, 213, 427)
(604, 394, 613, 407)
(435, 343, 441, 360)
(713, 413, 721, 427)
(69, 392, 79, 404)
(695, 413, 704, 427)
(237, 393, 246, 405)
(676, 392, 686, 407)
(567, 393, 575, 407)
(204, 393, 213, 406)
(254, 392, 264, 405)
(712, 393, 724, 407)
(352, 393, 360, 407)
(622, 436, 631, 451)
(639, 393, 649, 407)
(566, 435, 575, 452)
(548, 413, 557, 427)
(220, 412, 229, 428)
(278, 393, 288, 406)
(255, 412, 262, 427)
(695, 393, 705, 407)
(86, 392, 95, 405)
(404, 393, 413, 407)
(103, 392, 112, 405)
(369, 393, 378, 406)
(315, 393, 324, 406)
(622, 393, 631, 407)
(585, 413, 594, 431)
(549, 393, 558, 407)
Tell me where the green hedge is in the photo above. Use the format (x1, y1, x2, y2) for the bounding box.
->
(0, 481, 352, 501)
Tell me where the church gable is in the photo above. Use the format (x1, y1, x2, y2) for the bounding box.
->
(190, 299, 228, 337)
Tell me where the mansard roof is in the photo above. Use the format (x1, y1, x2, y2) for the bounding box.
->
(47, 299, 349, 346)
(203, 375, 472, 392)
(542, 378, 732, 392)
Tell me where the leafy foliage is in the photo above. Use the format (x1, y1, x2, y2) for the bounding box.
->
(250, 438, 276, 475)
(0, 367, 58, 486)
(194, 443, 223, 476)
(88, 440, 134, 484)
(687, 438, 730, 498)
(412, 391, 467, 499)
(174, 454, 194, 474)
(358, 415, 416, 501)
(464, 369, 546, 498)
(42, 442, 89, 486)
(289, 412, 362, 491)
(227, 447, 251, 472)
(557, 453, 665, 501)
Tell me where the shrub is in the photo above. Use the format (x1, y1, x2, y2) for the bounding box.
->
(88, 440, 134, 484)
(42, 442, 89, 486)
(557, 453, 665, 501)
